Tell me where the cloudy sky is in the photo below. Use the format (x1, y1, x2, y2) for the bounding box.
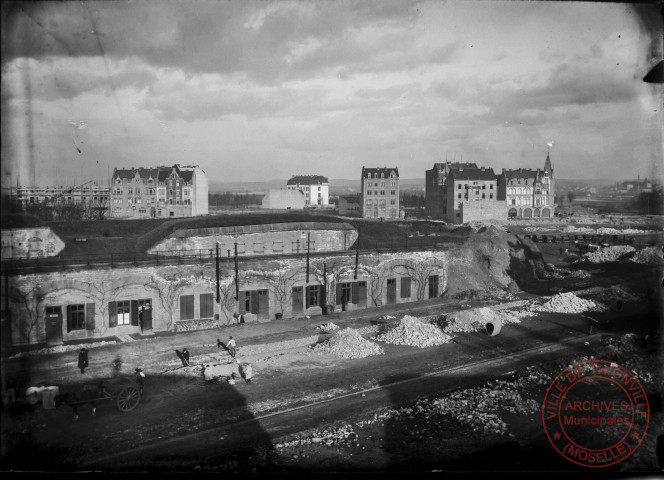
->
(1, 0, 662, 188)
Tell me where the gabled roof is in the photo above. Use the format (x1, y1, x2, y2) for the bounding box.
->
(362, 167, 399, 178)
(287, 175, 329, 185)
(448, 167, 496, 181)
(113, 165, 195, 183)
(502, 168, 545, 186)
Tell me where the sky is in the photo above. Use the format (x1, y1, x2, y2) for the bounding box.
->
(1, 0, 662, 188)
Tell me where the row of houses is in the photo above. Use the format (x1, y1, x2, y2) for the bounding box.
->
(425, 153, 555, 222)
(5, 154, 554, 223)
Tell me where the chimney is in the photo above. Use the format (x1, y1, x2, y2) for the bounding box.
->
(481, 167, 485, 171)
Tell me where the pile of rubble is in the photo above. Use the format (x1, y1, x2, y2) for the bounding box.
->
(373, 315, 453, 347)
(9, 340, 118, 359)
(356, 371, 540, 436)
(430, 384, 539, 435)
(592, 333, 660, 386)
(530, 292, 607, 314)
(441, 307, 531, 334)
(592, 285, 641, 304)
(316, 322, 340, 332)
(630, 246, 664, 265)
(568, 269, 591, 279)
(312, 328, 384, 359)
(583, 245, 635, 264)
(274, 424, 357, 449)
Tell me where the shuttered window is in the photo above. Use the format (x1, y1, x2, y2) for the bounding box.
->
(401, 277, 412, 298)
(200, 293, 214, 318)
(85, 303, 95, 331)
(180, 295, 195, 320)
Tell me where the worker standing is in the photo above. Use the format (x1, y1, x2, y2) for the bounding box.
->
(227, 336, 237, 359)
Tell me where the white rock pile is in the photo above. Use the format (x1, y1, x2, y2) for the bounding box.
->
(530, 292, 607, 314)
(316, 322, 340, 332)
(373, 315, 453, 347)
(583, 245, 635, 264)
(630, 246, 664, 265)
(9, 340, 118, 359)
(312, 327, 384, 359)
(442, 307, 530, 334)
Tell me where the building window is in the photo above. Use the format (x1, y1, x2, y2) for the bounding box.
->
(458, 193, 462, 199)
(482, 194, 485, 199)
(67, 304, 86, 331)
(490, 194, 493, 199)
(180, 295, 194, 320)
(400, 277, 411, 298)
(458, 184, 462, 190)
(306, 285, 320, 308)
(390, 190, 396, 195)
(380, 190, 385, 195)
(116, 300, 131, 325)
(391, 199, 395, 205)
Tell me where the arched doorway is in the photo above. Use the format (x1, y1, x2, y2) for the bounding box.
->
(541, 207, 551, 218)
(523, 208, 532, 218)
(508, 208, 518, 219)
(534, 208, 540, 218)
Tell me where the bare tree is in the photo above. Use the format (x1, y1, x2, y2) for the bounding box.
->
(144, 274, 193, 331)
(356, 262, 386, 307)
(311, 260, 354, 307)
(256, 265, 302, 316)
(393, 259, 446, 301)
(88, 280, 127, 338)
(8, 285, 48, 344)
(217, 272, 239, 325)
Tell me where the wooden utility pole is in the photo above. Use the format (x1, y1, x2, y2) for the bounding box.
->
(306, 232, 310, 283)
(234, 242, 239, 301)
(215, 242, 220, 303)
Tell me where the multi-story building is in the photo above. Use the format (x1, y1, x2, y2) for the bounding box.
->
(445, 166, 503, 223)
(361, 167, 400, 219)
(4, 183, 110, 208)
(110, 164, 208, 219)
(286, 175, 329, 207)
(497, 154, 555, 219)
(425, 162, 478, 219)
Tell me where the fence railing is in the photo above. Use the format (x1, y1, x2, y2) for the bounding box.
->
(1, 238, 450, 274)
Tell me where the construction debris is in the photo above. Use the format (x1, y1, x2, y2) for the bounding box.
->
(441, 307, 534, 334)
(530, 292, 608, 314)
(312, 328, 384, 359)
(316, 322, 340, 332)
(8, 340, 118, 359)
(630, 246, 664, 265)
(373, 315, 453, 347)
(583, 245, 635, 264)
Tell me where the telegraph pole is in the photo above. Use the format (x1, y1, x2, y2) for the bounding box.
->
(234, 242, 239, 301)
(354, 227, 360, 279)
(215, 242, 220, 303)
(306, 232, 310, 283)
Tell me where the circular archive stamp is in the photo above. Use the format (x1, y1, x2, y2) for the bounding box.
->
(542, 360, 650, 467)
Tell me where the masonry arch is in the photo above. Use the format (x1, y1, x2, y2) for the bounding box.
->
(541, 207, 551, 218)
(523, 208, 532, 218)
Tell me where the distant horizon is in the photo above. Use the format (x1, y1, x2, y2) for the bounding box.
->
(2, 1, 661, 190)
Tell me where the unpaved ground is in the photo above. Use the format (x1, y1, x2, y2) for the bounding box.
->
(1, 296, 661, 473)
